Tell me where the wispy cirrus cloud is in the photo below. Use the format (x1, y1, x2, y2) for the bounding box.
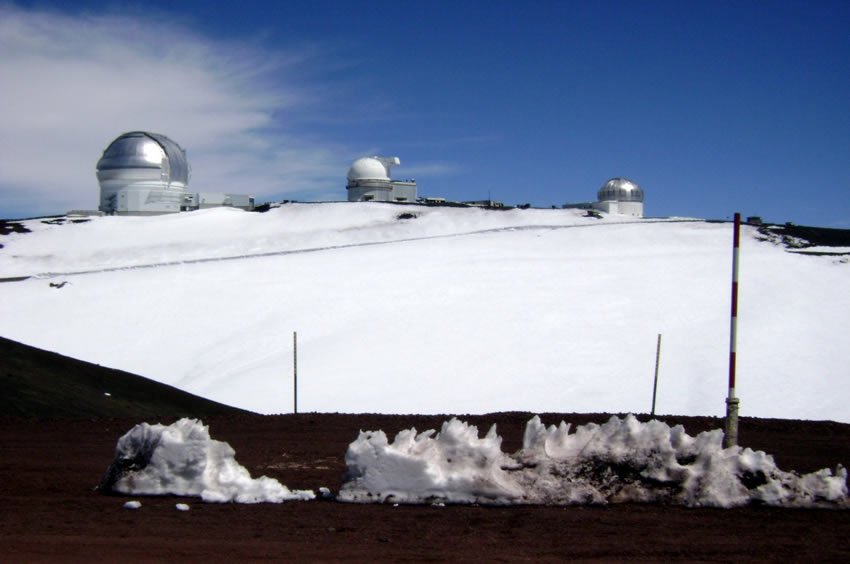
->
(0, 5, 350, 217)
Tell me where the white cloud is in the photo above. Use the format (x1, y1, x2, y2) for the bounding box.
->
(0, 5, 348, 217)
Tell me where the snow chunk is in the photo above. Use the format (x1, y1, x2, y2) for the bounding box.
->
(340, 415, 848, 508)
(338, 418, 524, 504)
(175, 503, 190, 511)
(123, 500, 142, 509)
(99, 418, 315, 503)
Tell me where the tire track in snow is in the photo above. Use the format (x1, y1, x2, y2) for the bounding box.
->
(7, 218, 704, 282)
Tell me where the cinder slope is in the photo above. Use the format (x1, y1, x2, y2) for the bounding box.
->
(0, 336, 250, 417)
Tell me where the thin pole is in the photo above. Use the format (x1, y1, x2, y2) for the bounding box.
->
(293, 331, 298, 414)
(724, 213, 741, 448)
(651, 333, 662, 416)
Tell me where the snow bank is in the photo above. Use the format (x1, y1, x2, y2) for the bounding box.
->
(340, 418, 524, 504)
(339, 415, 848, 508)
(99, 418, 314, 503)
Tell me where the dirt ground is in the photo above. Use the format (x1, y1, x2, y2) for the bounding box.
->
(1, 412, 848, 562)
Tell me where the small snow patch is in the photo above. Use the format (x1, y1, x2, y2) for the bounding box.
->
(175, 503, 190, 512)
(123, 500, 142, 509)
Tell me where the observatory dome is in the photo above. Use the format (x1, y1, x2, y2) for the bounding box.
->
(347, 157, 390, 182)
(97, 131, 190, 215)
(598, 177, 644, 203)
(97, 131, 190, 187)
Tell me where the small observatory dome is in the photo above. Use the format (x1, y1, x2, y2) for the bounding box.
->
(347, 157, 394, 182)
(346, 155, 415, 203)
(598, 177, 644, 203)
(97, 131, 190, 215)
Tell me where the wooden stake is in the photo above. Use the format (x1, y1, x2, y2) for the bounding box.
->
(651, 333, 662, 416)
(293, 331, 298, 414)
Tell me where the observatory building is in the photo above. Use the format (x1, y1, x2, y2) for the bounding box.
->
(97, 131, 189, 215)
(96, 131, 254, 215)
(595, 177, 644, 217)
(346, 156, 417, 202)
(563, 177, 645, 217)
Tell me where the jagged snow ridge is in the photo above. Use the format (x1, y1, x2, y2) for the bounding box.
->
(339, 415, 848, 508)
(340, 418, 524, 504)
(100, 418, 315, 503)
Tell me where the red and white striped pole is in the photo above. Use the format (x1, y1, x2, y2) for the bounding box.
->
(724, 213, 741, 448)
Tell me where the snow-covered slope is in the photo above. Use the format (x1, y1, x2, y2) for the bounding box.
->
(1, 204, 847, 421)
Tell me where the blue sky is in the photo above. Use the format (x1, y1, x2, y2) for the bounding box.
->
(1, 0, 848, 226)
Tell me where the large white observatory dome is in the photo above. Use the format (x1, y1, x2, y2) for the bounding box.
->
(598, 177, 644, 203)
(347, 157, 395, 182)
(97, 131, 190, 215)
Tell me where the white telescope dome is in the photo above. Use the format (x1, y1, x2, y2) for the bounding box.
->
(347, 157, 396, 182)
(598, 177, 644, 203)
(346, 155, 413, 203)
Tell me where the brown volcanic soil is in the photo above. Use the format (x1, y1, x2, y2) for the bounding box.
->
(1, 412, 849, 562)
(1, 337, 848, 561)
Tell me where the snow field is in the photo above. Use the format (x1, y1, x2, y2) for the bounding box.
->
(0, 204, 848, 420)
